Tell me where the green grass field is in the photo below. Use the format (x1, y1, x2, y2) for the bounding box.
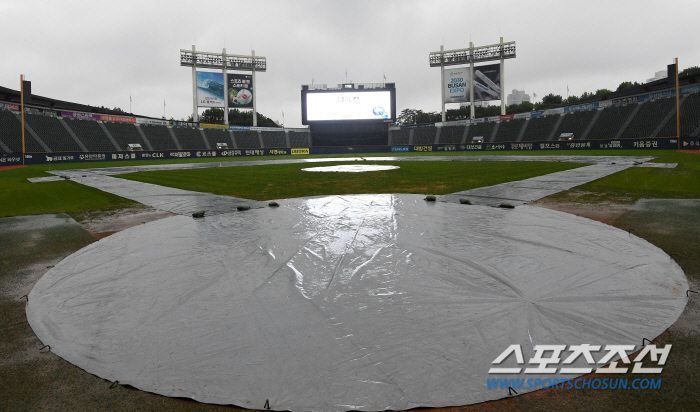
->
(2, 149, 699, 218)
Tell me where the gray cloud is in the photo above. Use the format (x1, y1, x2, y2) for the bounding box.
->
(2, 0, 698, 127)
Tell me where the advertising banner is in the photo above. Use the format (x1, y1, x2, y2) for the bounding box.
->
(196, 71, 226, 108)
(61, 111, 101, 121)
(171, 121, 199, 128)
(8, 137, 684, 167)
(201, 123, 229, 130)
(136, 118, 169, 126)
(444, 63, 501, 103)
(4, 103, 20, 111)
(227, 73, 254, 108)
(443, 66, 470, 103)
(100, 115, 136, 123)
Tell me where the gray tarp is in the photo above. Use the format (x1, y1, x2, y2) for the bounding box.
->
(27, 194, 688, 411)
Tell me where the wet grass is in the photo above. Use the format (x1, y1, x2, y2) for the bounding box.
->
(546, 151, 700, 204)
(118, 160, 583, 201)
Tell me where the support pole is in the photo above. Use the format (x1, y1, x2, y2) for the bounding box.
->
(223, 47, 228, 125)
(252, 49, 257, 127)
(469, 42, 475, 119)
(20, 74, 25, 165)
(500, 37, 505, 116)
(675, 57, 680, 147)
(192, 45, 198, 122)
(440, 45, 445, 123)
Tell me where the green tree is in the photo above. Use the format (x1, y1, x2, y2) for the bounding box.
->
(616, 81, 640, 92)
(187, 109, 280, 127)
(681, 66, 699, 74)
(564, 95, 581, 105)
(395, 108, 440, 125)
(595, 88, 612, 96)
(506, 101, 534, 115)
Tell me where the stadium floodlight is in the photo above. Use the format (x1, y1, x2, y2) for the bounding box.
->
(431, 38, 515, 120)
(429, 41, 515, 67)
(181, 46, 266, 125)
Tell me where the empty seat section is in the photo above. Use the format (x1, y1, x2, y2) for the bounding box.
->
(553, 110, 597, 140)
(25, 113, 82, 152)
(142, 125, 177, 150)
(65, 118, 115, 151)
(587, 104, 637, 140)
(622, 98, 675, 138)
(412, 127, 436, 145)
(521, 115, 560, 142)
(174, 127, 205, 150)
(104, 122, 147, 151)
(234, 131, 261, 148)
(261, 130, 287, 148)
(390, 129, 410, 145)
(658, 92, 700, 137)
(493, 118, 525, 142)
(289, 131, 310, 147)
(439, 126, 465, 144)
(204, 129, 232, 149)
(466, 121, 495, 142)
(0, 110, 44, 153)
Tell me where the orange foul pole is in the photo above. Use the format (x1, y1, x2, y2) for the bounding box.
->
(21, 74, 26, 165)
(675, 58, 680, 149)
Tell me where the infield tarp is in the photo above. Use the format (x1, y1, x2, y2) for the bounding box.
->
(27, 194, 687, 411)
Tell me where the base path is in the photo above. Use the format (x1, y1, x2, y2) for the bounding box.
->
(40, 155, 662, 215)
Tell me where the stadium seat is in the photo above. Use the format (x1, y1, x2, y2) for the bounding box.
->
(658, 92, 700, 137)
(203, 128, 233, 149)
(587, 104, 637, 140)
(24, 113, 82, 152)
(466, 121, 496, 142)
(233, 130, 261, 149)
(493, 118, 526, 143)
(390, 128, 410, 145)
(261, 130, 287, 148)
(141, 124, 177, 150)
(172, 127, 203, 150)
(439, 126, 466, 144)
(520, 116, 559, 142)
(412, 127, 436, 145)
(288, 131, 310, 147)
(65, 118, 115, 151)
(621, 97, 675, 138)
(552, 110, 597, 140)
(0, 110, 43, 153)
(103, 121, 148, 151)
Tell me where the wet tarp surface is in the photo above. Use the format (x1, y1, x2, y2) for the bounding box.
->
(27, 194, 687, 411)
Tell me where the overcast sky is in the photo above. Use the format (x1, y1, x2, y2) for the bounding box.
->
(2, 0, 698, 127)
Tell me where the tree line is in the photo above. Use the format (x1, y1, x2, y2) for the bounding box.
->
(394, 69, 700, 125)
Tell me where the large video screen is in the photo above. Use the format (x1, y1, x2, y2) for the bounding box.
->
(302, 89, 395, 124)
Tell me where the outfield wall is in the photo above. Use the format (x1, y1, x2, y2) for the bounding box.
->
(3, 137, 699, 166)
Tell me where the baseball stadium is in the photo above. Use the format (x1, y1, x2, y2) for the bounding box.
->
(2, 9, 700, 412)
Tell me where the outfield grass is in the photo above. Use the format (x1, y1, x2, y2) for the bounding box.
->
(118, 160, 584, 201)
(546, 150, 700, 203)
(2, 149, 698, 218)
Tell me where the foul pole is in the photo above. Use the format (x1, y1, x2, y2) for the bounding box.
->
(675, 57, 680, 149)
(20, 74, 26, 166)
